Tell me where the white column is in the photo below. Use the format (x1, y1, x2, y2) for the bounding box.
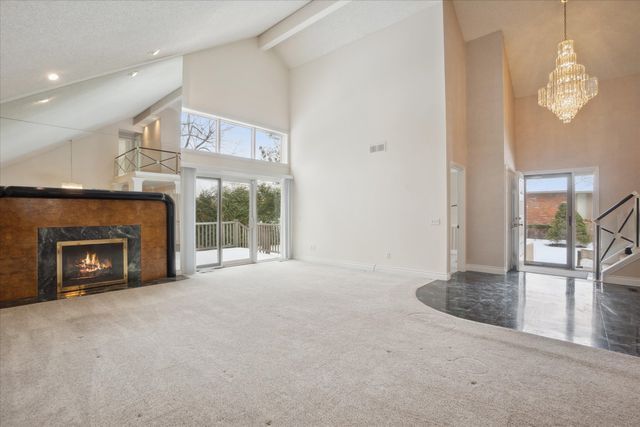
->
(281, 178, 293, 260)
(181, 167, 196, 275)
(249, 180, 257, 263)
(130, 177, 143, 192)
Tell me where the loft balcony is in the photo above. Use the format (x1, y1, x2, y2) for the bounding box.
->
(114, 146, 181, 176)
(113, 147, 181, 192)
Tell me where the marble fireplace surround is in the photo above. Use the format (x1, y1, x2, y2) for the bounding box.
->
(38, 225, 142, 301)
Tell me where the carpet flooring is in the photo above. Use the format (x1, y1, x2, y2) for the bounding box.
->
(1, 261, 639, 426)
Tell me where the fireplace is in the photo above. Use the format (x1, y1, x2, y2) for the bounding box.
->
(37, 225, 141, 301)
(57, 238, 128, 293)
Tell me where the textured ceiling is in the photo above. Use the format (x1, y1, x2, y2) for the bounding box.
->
(0, 58, 182, 165)
(0, 0, 308, 101)
(453, 0, 640, 97)
(274, 1, 438, 69)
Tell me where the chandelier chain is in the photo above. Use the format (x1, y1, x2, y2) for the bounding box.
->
(563, 0, 567, 40)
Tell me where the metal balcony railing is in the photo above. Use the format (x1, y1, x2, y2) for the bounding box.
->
(594, 191, 639, 282)
(114, 147, 180, 176)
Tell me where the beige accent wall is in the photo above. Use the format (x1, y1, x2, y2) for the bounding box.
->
(443, 0, 467, 168)
(443, 0, 468, 274)
(141, 106, 180, 152)
(466, 31, 514, 271)
(503, 49, 516, 171)
(516, 73, 640, 278)
(142, 119, 161, 149)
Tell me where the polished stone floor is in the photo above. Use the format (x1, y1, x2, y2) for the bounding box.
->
(416, 271, 640, 357)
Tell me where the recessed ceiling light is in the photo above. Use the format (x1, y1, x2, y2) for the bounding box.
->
(151, 49, 160, 56)
(47, 73, 59, 81)
(35, 98, 51, 104)
(129, 71, 139, 77)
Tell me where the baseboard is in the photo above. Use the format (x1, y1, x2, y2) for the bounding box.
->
(294, 256, 449, 280)
(604, 275, 640, 287)
(295, 256, 374, 272)
(520, 265, 589, 279)
(465, 264, 507, 275)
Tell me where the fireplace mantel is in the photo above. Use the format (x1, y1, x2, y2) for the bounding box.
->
(0, 186, 176, 305)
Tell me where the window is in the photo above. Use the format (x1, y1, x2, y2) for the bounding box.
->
(181, 109, 286, 163)
(181, 112, 217, 152)
(255, 130, 282, 163)
(219, 120, 252, 158)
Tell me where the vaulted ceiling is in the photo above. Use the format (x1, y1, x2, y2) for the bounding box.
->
(0, 58, 182, 165)
(0, 0, 308, 165)
(453, 0, 640, 97)
(0, 0, 308, 102)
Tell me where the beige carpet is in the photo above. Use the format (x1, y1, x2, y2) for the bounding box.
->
(1, 261, 639, 426)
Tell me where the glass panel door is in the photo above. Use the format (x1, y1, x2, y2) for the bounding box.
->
(195, 177, 221, 268)
(221, 181, 251, 264)
(256, 180, 282, 261)
(574, 174, 595, 270)
(524, 174, 572, 268)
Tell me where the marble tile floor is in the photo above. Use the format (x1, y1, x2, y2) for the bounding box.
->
(416, 271, 640, 357)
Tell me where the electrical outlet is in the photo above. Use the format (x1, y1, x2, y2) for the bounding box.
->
(386, 252, 391, 259)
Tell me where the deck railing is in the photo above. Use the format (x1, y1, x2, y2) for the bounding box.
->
(257, 223, 281, 254)
(195, 221, 280, 254)
(114, 147, 180, 176)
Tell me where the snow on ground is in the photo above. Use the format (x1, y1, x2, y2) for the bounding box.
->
(527, 239, 593, 269)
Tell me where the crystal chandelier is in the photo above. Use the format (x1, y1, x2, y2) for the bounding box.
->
(538, 0, 598, 123)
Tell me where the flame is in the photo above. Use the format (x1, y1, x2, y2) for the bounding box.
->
(76, 251, 112, 274)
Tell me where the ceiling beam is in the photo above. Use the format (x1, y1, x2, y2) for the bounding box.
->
(258, 0, 351, 51)
(133, 87, 182, 126)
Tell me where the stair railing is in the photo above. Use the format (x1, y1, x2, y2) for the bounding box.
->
(594, 191, 639, 282)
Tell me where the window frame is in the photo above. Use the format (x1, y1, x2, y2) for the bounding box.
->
(181, 108, 287, 164)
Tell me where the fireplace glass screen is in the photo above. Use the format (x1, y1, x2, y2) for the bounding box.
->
(57, 238, 128, 292)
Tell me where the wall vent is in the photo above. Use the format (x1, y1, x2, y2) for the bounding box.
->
(369, 142, 387, 154)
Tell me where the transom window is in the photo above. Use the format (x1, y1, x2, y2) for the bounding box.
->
(181, 110, 286, 163)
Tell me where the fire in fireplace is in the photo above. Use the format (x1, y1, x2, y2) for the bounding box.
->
(57, 238, 128, 293)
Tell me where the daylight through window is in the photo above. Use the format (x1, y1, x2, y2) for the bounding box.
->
(181, 110, 285, 163)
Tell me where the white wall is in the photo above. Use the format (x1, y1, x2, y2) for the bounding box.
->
(290, 5, 449, 278)
(183, 38, 289, 133)
(0, 120, 139, 189)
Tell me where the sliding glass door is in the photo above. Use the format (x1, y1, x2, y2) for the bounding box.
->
(221, 181, 251, 264)
(573, 174, 595, 271)
(194, 177, 284, 270)
(256, 180, 281, 261)
(195, 177, 221, 268)
(524, 174, 572, 268)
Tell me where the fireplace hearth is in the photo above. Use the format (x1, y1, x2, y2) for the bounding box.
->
(57, 238, 128, 293)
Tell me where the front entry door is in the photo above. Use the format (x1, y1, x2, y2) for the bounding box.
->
(524, 173, 573, 268)
(508, 170, 519, 271)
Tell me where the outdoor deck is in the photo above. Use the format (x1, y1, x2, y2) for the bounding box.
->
(195, 221, 281, 266)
